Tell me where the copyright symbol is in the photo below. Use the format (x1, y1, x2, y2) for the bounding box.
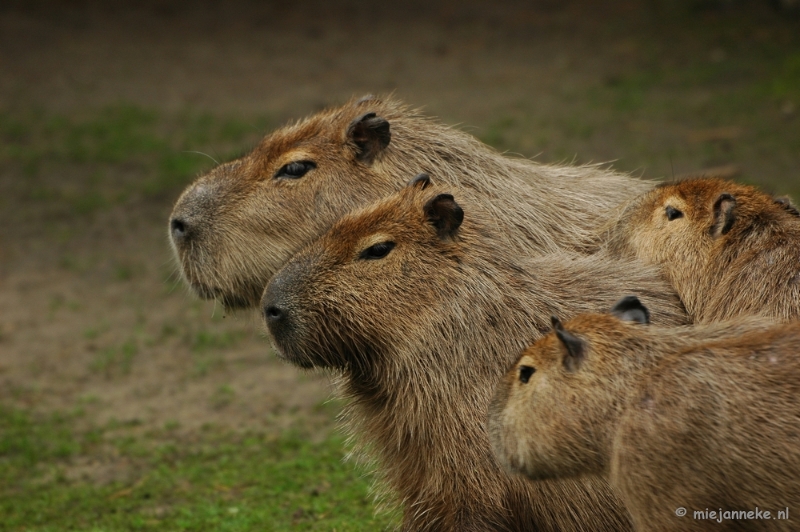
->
(675, 507, 687, 517)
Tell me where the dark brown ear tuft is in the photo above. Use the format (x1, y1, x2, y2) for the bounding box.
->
(346, 112, 391, 164)
(550, 315, 563, 331)
(710, 193, 736, 238)
(407, 173, 432, 189)
(424, 193, 464, 240)
(555, 328, 585, 372)
(610, 296, 650, 325)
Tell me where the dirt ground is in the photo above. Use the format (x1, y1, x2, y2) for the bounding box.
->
(1, 0, 799, 447)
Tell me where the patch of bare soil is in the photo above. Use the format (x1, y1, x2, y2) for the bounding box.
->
(0, 193, 335, 436)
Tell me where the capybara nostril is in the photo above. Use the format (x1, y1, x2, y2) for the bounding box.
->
(170, 218, 188, 242)
(264, 305, 284, 323)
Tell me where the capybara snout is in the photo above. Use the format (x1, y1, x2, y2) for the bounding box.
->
(168, 100, 398, 309)
(169, 176, 226, 269)
(261, 267, 298, 359)
(169, 159, 281, 308)
(261, 256, 328, 369)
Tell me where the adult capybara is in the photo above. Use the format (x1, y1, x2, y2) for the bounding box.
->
(489, 296, 799, 531)
(169, 95, 654, 309)
(261, 176, 688, 531)
(606, 177, 800, 323)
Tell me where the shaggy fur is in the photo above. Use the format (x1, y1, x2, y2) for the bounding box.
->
(169, 95, 655, 309)
(606, 177, 800, 323)
(489, 303, 799, 531)
(261, 180, 688, 531)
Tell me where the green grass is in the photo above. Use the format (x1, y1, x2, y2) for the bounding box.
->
(0, 406, 397, 531)
(0, 105, 274, 216)
(89, 339, 139, 376)
(189, 329, 247, 377)
(474, 21, 800, 198)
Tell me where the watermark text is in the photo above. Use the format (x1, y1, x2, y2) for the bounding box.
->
(674, 507, 789, 523)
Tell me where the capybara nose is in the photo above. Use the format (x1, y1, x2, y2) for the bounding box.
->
(170, 217, 189, 243)
(263, 296, 293, 342)
(264, 304, 285, 323)
(262, 270, 298, 340)
(262, 257, 314, 341)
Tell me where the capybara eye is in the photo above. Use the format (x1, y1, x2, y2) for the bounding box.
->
(518, 365, 535, 384)
(359, 241, 396, 260)
(665, 206, 684, 221)
(275, 160, 316, 179)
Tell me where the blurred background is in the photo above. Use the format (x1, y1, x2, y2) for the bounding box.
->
(1, 0, 798, 529)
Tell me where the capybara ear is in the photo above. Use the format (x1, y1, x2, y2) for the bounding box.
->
(424, 193, 464, 240)
(551, 315, 585, 371)
(610, 295, 650, 325)
(407, 173, 432, 190)
(355, 94, 377, 105)
(775, 196, 800, 217)
(710, 193, 737, 238)
(346, 112, 391, 164)
(554, 327, 585, 373)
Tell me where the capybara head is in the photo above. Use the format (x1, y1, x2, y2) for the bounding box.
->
(609, 177, 800, 321)
(169, 96, 402, 309)
(170, 95, 655, 311)
(262, 173, 468, 370)
(488, 296, 651, 481)
(615, 177, 795, 268)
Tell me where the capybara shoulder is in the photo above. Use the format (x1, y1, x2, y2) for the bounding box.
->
(608, 177, 800, 323)
(262, 178, 686, 531)
(170, 95, 654, 309)
(489, 296, 798, 531)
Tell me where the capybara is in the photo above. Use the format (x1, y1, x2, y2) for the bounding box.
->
(489, 296, 799, 531)
(169, 95, 654, 309)
(606, 177, 800, 323)
(261, 176, 688, 531)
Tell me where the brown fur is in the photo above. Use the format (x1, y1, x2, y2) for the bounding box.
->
(606, 177, 800, 323)
(489, 305, 800, 531)
(169, 95, 654, 309)
(261, 180, 688, 531)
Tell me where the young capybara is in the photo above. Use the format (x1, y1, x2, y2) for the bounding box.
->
(169, 95, 654, 309)
(607, 177, 800, 323)
(261, 175, 688, 531)
(489, 296, 799, 531)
